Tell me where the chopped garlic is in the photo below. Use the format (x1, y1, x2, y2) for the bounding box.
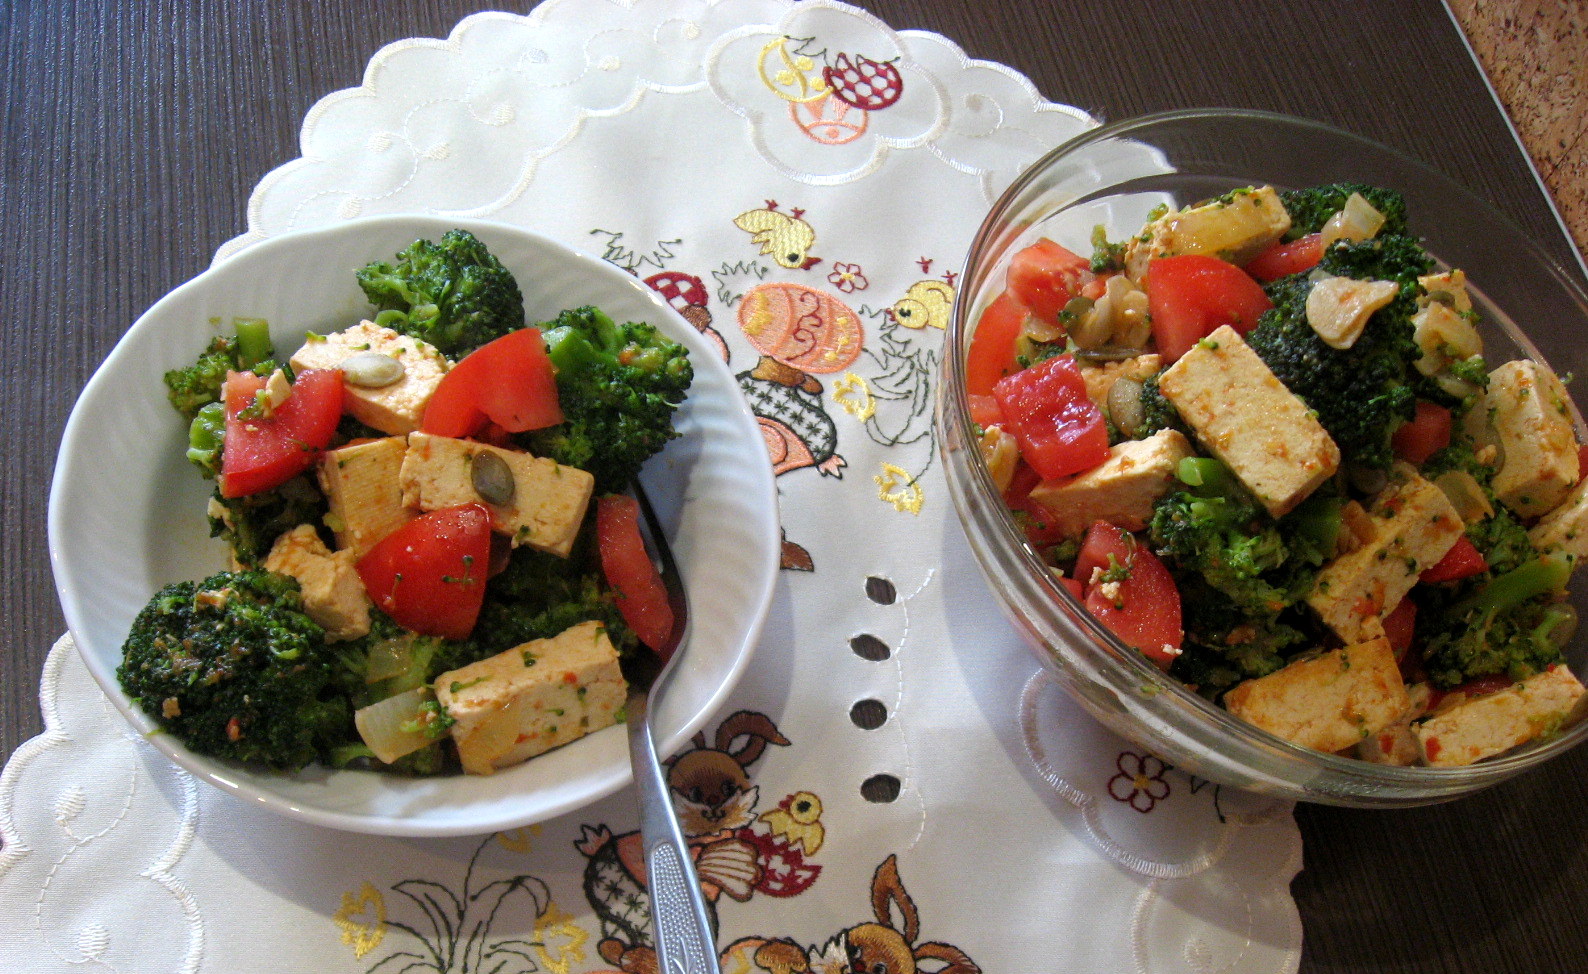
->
(1305, 276, 1399, 349)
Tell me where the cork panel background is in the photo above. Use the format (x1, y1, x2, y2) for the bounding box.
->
(1448, 0, 1586, 263)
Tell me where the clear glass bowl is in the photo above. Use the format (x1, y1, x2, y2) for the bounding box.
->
(938, 109, 1588, 806)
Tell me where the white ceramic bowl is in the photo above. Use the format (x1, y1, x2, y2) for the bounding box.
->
(49, 215, 780, 836)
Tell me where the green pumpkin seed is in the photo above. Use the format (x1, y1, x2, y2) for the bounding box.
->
(341, 351, 405, 388)
(471, 452, 515, 506)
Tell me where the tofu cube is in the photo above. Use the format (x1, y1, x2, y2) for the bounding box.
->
(318, 436, 415, 559)
(1224, 636, 1410, 753)
(1307, 469, 1464, 643)
(1123, 186, 1291, 282)
(262, 524, 371, 641)
(434, 620, 628, 775)
(1157, 324, 1340, 517)
(1484, 359, 1579, 518)
(1529, 475, 1588, 563)
(1414, 665, 1586, 767)
(400, 432, 594, 556)
(1028, 429, 1194, 537)
(1079, 354, 1161, 410)
(289, 321, 451, 435)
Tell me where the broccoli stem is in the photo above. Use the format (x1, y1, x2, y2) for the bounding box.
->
(233, 317, 274, 369)
(1453, 555, 1572, 618)
(1177, 456, 1240, 496)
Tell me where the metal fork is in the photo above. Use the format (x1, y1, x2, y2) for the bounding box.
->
(626, 484, 721, 974)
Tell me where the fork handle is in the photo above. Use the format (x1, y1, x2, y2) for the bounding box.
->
(628, 693, 722, 974)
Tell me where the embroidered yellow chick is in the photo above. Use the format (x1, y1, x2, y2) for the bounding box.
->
(889, 279, 954, 330)
(734, 201, 821, 270)
(758, 790, 826, 854)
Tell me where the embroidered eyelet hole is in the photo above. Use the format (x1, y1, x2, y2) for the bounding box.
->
(849, 699, 887, 729)
(861, 773, 901, 803)
(865, 576, 896, 605)
(850, 633, 890, 661)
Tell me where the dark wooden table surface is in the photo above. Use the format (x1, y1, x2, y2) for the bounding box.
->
(5, 2, 1585, 972)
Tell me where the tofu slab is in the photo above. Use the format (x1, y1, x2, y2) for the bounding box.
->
(1224, 636, 1409, 753)
(289, 320, 451, 435)
(1028, 429, 1194, 537)
(1157, 324, 1340, 517)
(1123, 186, 1291, 283)
(1414, 665, 1586, 767)
(400, 432, 594, 556)
(318, 436, 415, 559)
(1529, 475, 1588, 563)
(1306, 469, 1464, 643)
(1484, 359, 1578, 518)
(262, 524, 371, 641)
(434, 620, 628, 775)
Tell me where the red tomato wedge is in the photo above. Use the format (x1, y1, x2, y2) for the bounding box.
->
(966, 291, 1031, 399)
(596, 494, 676, 658)
(1382, 596, 1417, 658)
(356, 504, 492, 641)
(1392, 400, 1453, 466)
(992, 354, 1110, 481)
(1145, 254, 1273, 362)
(421, 328, 562, 438)
(1003, 462, 1068, 547)
(220, 368, 343, 498)
(1244, 233, 1325, 283)
(967, 393, 1004, 429)
(1420, 534, 1487, 584)
(1075, 522, 1183, 670)
(1007, 238, 1093, 323)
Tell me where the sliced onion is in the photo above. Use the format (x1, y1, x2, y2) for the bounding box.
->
(364, 636, 416, 685)
(354, 687, 443, 764)
(1321, 192, 1387, 248)
(1434, 470, 1494, 524)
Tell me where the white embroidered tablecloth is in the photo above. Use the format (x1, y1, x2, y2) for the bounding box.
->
(1, 2, 1302, 971)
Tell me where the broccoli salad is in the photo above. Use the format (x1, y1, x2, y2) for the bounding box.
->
(118, 229, 692, 776)
(971, 183, 1588, 766)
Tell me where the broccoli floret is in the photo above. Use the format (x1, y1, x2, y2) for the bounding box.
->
(1245, 272, 1422, 469)
(117, 570, 354, 770)
(1415, 556, 1573, 687)
(163, 318, 276, 420)
(1134, 372, 1189, 440)
(1279, 184, 1409, 238)
(207, 476, 328, 569)
(517, 306, 693, 493)
(1149, 458, 1321, 616)
(355, 229, 526, 358)
(1170, 578, 1311, 696)
(472, 537, 638, 662)
(185, 401, 226, 478)
(1317, 234, 1434, 289)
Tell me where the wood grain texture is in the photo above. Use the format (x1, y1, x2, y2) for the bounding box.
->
(2, 3, 1585, 973)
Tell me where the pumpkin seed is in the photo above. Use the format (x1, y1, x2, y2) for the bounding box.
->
(341, 351, 405, 388)
(471, 451, 515, 506)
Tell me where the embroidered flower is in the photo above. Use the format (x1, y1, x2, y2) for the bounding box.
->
(332, 882, 387, 959)
(533, 900, 590, 974)
(1107, 751, 1171, 813)
(826, 262, 868, 293)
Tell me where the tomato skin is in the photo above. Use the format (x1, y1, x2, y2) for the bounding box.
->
(966, 291, 1031, 399)
(596, 494, 676, 658)
(1058, 576, 1085, 599)
(1074, 522, 1182, 669)
(356, 504, 493, 641)
(1145, 255, 1273, 362)
(1382, 597, 1417, 657)
(1007, 238, 1093, 323)
(1420, 534, 1488, 583)
(1392, 400, 1453, 466)
(992, 355, 1111, 481)
(967, 394, 1004, 429)
(1244, 233, 1324, 283)
(220, 368, 344, 498)
(421, 328, 562, 438)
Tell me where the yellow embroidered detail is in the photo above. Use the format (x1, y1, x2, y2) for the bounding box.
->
(876, 463, 924, 515)
(832, 372, 875, 421)
(756, 37, 829, 103)
(892, 280, 955, 330)
(496, 824, 543, 853)
(758, 791, 826, 854)
(533, 900, 589, 974)
(332, 882, 386, 959)
(741, 286, 771, 337)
